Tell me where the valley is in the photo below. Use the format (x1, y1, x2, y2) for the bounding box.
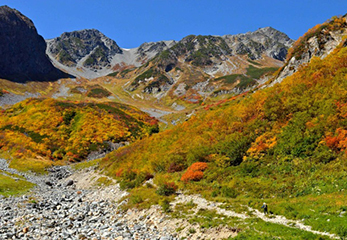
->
(1, 4, 347, 240)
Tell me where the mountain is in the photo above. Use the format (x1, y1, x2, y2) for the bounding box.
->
(273, 16, 347, 84)
(46, 30, 176, 79)
(223, 26, 293, 61)
(98, 15, 347, 237)
(0, 98, 158, 162)
(116, 27, 293, 103)
(0, 5, 71, 83)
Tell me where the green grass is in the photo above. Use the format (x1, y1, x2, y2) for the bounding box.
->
(8, 157, 54, 174)
(120, 185, 176, 210)
(87, 87, 112, 98)
(94, 176, 114, 186)
(213, 74, 240, 84)
(72, 158, 101, 170)
(246, 65, 278, 79)
(0, 172, 35, 197)
(233, 218, 330, 240)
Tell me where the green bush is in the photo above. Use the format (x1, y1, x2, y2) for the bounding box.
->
(160, 199, 171, 212)
(156, 182, 178, 196)
(221, 186, 238, 198)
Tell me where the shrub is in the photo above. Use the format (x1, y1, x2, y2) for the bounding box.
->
(181, 170, 204, 182)
(189, 162, 208, 172)
(181, 162, 208, 182)
(221, 186, 238, 198)
(130, 195, 143, 204)
(167, 162, 185, 173)
(160, 199, 171, 212)
(156, 182, 178, 196)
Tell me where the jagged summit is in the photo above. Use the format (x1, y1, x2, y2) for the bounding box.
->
(273, 16, 347, 84)
(47, 29, 122, 68)
(46, 30, 175, 79)
(223, 27, 293, 61)
(0, 5, 71, 82)
(46, 27, 293, 80)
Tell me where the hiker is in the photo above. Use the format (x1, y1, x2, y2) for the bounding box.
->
(261, 202, 268, 215)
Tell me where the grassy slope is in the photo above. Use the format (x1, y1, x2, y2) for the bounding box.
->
(99, 23, 347, 238)
(0, 171, 34, 196)
(0, 98, 158, 172)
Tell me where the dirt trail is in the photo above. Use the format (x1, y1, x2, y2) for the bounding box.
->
(173, 194, 339, 239)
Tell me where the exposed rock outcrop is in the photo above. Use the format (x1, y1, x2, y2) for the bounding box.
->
(46, 31, 175, 79)
(224, 27, 294, 61)
(47, 29, 122, 69)
(126, 27, 293, 99)
(0, 5, 71, 83)
(273, 16, 347, 84)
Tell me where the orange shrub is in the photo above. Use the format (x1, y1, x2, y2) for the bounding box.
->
(325, 128, 347, 152)
(115, 168, 123, 177)
(181, 162, 208, 182)
(189, 162, 208, 172)
(181, 170, 204, 182)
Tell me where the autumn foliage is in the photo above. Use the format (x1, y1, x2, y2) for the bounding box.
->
(0, 99, 158, 162)
(286, 16, 347, 61)
(181, 162, 208, 182)
(100, 17, 347, 197)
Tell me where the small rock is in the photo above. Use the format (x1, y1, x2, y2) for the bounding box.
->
(65, 180, 74, 187)
(45, 181, 54, 187)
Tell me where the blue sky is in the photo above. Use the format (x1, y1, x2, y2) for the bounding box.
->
(2, 0, 347, 48)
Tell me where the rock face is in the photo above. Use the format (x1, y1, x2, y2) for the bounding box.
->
(124, 27, 293, 99)
(135, 40, 177, 64)
(46, 27, 292, 81)
(46, 32, 176, 79)
(224, 27, 293, 61)
(47, 29, 122, 69)
(273, 16, 347, 84)
(0, 5, 71, 83)
(154, 27, 293, 71)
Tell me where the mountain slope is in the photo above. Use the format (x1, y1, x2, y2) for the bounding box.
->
(46, 30, 176, 79)
(273, 16, 347, 84)
(99, 15, 347, 238)
(0, 98, 158, 165)
(108, 27, 292, 105)
(0, 5, 71, 83)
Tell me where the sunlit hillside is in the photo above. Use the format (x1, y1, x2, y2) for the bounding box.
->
(99, 16, 347, 238)
(0, 98, 158, 171)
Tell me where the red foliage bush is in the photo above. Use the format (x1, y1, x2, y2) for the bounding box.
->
(325, 128, 347, 152)
(181, 162, 208, 182)
(189, 162, 208, 172)
(115, 168, 123, 177)
(181, 170, 204, 182)
(167, 162, 185, 173)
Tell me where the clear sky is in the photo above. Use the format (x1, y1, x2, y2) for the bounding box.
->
(2, 0, 347, 48)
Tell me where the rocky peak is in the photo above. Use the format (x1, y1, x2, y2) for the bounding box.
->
(273, 16, 347, 84)
(136, 40, 176, 62)
(223, 27, 294, 61)
(47, 29, 122, 69)
(0, 5, 71, 82)
(0, 5, 35, 29)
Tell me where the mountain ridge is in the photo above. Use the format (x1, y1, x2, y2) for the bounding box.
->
(46, 27, 293, 81)
(0, 5, 72, 83)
